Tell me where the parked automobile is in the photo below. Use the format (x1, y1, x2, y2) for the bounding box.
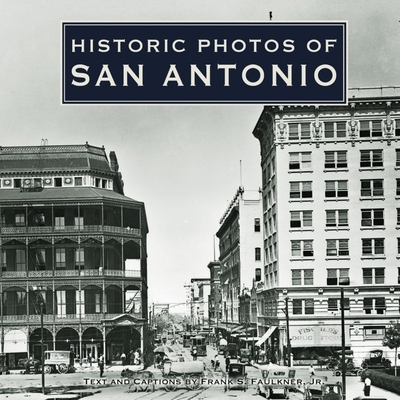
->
(361, 350, 391, 369)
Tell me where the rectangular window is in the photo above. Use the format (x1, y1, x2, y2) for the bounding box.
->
(290, 210, 312, 228)
(289, 152, 311, 170)
(362, 238, 384, 256)
(290, 181, 312, 199)
(57, 290, 66, 317)
(397, 179, 400, 196)
(54, 178, 62, 187)
(327, 268, 349, 285)
(324, 121, 347, 139)
(361, 209, 384, 227)
(326, 239, 349, 257)
(291, 269, 313, 285)
(363, 298, 386, 314)
(291, 240, 313, 257)
(325, 151, 347, 169)
(326, 210, 348, 227)
(360, 150, 383, 168)
(54, 216, 65, 230)
(55, 248, 66, 269)
(75, 177, 83, 186)
(16, 249, 26, 271)
(15, 213, 25, 227)
(291, 270, 301, 285)
(363, 268, 385, 284)
(292, 299, 302, 315)
(364, 326, 385, 338)
(75, 248, 84, 268)
(325, 180, 348, 198)
(300, 123, 311, 140)
(327, 298, 350, 311)
(255, 247, 261, 261)
(292, 299, 314, 315)
(254, 218, 260, 232)
(361, 179, 384, 197)
(396, 150, 400, 167)
(360, 120, 383, 138)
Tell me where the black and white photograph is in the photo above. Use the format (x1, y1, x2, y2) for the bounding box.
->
(0, 1, 400, 399)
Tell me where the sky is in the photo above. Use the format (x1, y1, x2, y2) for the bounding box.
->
(1, 0, 399, 313)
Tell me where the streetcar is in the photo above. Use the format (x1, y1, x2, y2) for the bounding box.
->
(191, 335, 207, 357)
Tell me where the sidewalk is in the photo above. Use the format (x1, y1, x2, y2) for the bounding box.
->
(344, 375, 399, 399)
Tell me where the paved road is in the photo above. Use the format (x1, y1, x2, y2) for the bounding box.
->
(1, 344, 398, 399)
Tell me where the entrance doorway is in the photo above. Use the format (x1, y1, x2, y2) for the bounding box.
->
(86, 344, 98, 363)
(33, 343, 48, 362)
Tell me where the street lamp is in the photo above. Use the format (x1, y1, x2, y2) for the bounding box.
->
(32, 286, 45, 395)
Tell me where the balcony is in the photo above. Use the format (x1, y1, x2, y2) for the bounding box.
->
(1, 269, 141, 278)
(3, 312, 143, 323)
(1, 225, 141, 236)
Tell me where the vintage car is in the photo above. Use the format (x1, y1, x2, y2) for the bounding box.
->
(43, 350, 74, 374)
(257, 364, 327, 399)
(227, 343, 239, 358)
(361, 350, 391, 369)
(224, 362, 248, 392)
(304, 382, 343, 400)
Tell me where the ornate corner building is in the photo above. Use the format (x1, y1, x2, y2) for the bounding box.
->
(253, 86, 400, 366)
(0, 143, 149, 367)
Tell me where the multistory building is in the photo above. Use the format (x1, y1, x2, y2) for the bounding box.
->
(207, 260, 221, 327)
(252, 86, 400, 366)
(0, 144, 149, 367)
(216, 187, 263, 332)
(189, 278, 210, 328)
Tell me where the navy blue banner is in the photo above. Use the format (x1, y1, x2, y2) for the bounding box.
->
(62, 22, 347, 105)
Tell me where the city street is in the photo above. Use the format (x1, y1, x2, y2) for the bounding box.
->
(0, 344, 398, 399)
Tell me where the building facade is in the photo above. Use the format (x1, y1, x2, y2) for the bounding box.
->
(216, 187, 263, 331)
(207, 260, 221, 327)
(253, 86, 400, 366)
(0, 144, 149, 367)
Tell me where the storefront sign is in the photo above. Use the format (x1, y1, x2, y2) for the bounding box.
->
(290, 325, 343, 346)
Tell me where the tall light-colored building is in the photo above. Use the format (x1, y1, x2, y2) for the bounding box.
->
(253, 86, 400, 366)
(216, 187, 263, 330)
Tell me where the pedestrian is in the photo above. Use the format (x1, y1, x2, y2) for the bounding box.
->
(134, 349, 140, 365)
(128, 349, 134, 365)
(309, 364, 315, 377)
(254, 346, 260, 363)
(192, 346, 198, 361)
(121, 351, 126, 366)
(88, 350, 92, 367)
(225, 353, 230, 372)
(98, 354, 105, 378)
(363, 374, 371, 397)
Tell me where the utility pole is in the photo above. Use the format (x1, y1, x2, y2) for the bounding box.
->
(40, 301, 45, 394)
(285, 297, 291, 367)
(341, 287, 346, 400)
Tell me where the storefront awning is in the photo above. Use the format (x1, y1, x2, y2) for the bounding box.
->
(239, 336, 261, 342)
(231, 325, 245, 333)
(255, 326, 276, 347)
